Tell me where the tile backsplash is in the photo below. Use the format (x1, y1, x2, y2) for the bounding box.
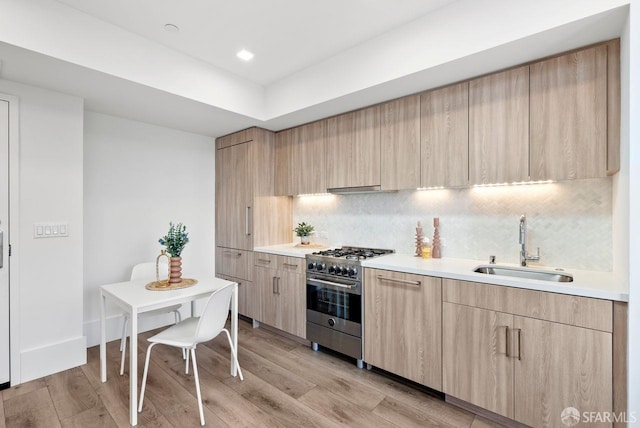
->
(293, 178, 612, 271)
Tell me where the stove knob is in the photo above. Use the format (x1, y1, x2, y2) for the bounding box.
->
(328, 265, 337, 274)
(308, 262, 316, 270)
(317, 263, 326, 271)
(341, 267, 349, 275)
(348, 267, 357, 277)
(328, 318, 336, 327)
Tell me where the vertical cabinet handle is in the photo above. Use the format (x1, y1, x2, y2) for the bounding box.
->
(277, 277, 281, 295)
(245, 206, 252, 236)
(0, 230, 3, 269)
(505, 326, 510, 357)
(272, 276, 276, 294)
(516, 328, 522, 360)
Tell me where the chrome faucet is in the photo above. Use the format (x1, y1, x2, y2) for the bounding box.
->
(519, 214, 540, 266)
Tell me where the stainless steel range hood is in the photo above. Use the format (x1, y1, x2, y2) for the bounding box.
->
(327, 185, 394, 194)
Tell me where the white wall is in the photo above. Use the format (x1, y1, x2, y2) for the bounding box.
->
(626, 0, 639, 419)
(295, 178, 613, 271)
(83, 112, 215, 346)
(0, 79, 85, 383)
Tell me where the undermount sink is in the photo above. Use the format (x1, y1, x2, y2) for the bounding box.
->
(473, 265, 574, 283)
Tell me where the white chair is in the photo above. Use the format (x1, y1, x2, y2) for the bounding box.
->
(119, 262, 183, 375)
(138, 282, 244, 426)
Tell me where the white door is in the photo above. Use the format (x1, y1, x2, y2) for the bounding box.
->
(0, 99, 9, 387)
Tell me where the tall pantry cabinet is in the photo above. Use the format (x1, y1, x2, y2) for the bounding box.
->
(215, 127, 292, 318)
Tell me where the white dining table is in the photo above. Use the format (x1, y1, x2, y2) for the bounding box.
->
(99, 276, 238, 426)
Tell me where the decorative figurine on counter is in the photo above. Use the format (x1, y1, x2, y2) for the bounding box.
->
(415, 221, 424, 257)
(432, 217, 442, 258)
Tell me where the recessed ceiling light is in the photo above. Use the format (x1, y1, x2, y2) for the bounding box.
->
(236, 49, 254, 61)
(164, 23, 179, 33)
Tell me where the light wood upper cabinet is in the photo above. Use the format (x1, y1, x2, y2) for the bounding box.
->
(275, 121, 326, 196)
(443, 302, 514, 419)
(364, 268, 442, 390)
(469, 66, 529, 184)
(380, 95, 420, 190)
(326, 106, 381, 189)
(530, 45, 608, 180)
(421, 82, 469, 188)
(215, 141, 252, 250)
(215, 128, 292, 251)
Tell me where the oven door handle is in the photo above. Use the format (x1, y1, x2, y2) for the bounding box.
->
(308, 277, 357, 290)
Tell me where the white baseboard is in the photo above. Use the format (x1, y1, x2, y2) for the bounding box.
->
(83, 306, 192, 348)
(20, 336, 87, 383)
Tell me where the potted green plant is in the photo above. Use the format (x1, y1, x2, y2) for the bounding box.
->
(294, 222, 314, 245)
(158, 222, 189, 283)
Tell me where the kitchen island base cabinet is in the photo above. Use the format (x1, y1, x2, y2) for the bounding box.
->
(363, 268, 442, 390)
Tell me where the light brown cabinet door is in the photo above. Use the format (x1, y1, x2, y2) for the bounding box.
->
(513, 316, 612, 428)
(279, 269, 306, 338)
(364, 269, 442, 389)
(326, 106, 381, 189)
(215, 142, 252, 250)
(256, 265, 279, 328)
(530, 45, 608, 181)
(380, 95, 420, 190)
(217, 274, 259, 320)
(274, 128, 293, 196)
(442, 302, 514, 419)
(276, 121, 327, 195)
(469, 66, 529, 184)
(421, 82, 469, 188)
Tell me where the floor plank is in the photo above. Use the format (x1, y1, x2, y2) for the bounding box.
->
(235, 328, 386, 411)
(59, 403, 118, 428)
(46, 367, 101, 420)
(204, 336, 316, 399)
(298, 386, 399, 428)
(3, 387, 61, 428)
(0, 390, 5, 428)
(470, 415, 508, 428)
(2, 378, 47, 401)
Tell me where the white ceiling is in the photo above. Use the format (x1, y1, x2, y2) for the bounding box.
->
(54, 0, 457, 85)
(0, 0, 629, 137)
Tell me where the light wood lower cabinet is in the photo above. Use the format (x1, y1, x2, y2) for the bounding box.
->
(513, 316, 612, 428)
(217, 274, 260, 320)
(442, 303, 514, 419)
(443, 279, 614, 428)
(364, 268, 442, 390)
(255, 255, 306, 338)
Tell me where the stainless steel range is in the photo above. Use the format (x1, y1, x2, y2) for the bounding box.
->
(306, 246, 394, 368)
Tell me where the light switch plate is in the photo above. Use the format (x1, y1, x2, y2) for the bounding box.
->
(34, 222, 69, 238)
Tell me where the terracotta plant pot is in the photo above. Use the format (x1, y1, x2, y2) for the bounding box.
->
(169, 257, 182, 283)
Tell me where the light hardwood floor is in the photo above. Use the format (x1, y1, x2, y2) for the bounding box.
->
(0, 319, 505, 427)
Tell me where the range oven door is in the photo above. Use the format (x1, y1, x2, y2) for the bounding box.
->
(306, 276, 361, 325)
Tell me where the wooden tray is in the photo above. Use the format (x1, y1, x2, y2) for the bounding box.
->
(294, 243, 328, 249)
(145, 278, 198, 291)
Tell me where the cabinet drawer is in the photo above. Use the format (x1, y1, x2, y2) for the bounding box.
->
(278, 256, 305, 274)
(442, 279, 612, 332)
(216, 247, 252, 281)
(254, 252, 279, 268)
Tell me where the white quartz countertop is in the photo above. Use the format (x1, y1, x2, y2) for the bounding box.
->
(361, 253, 628, 302)
(254, 243, 326, 258)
